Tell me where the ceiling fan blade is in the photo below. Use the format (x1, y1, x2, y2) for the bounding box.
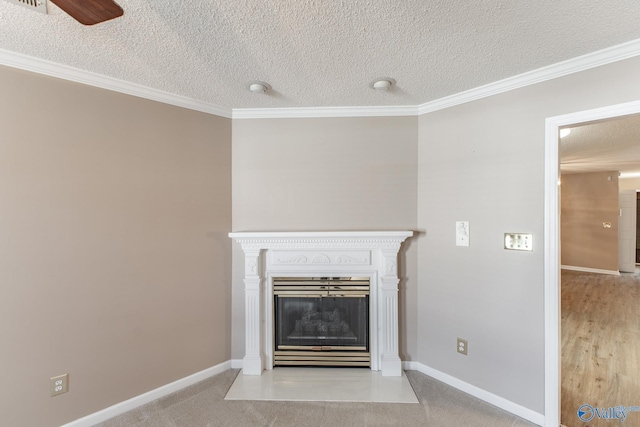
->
(49, 0, 123, 25)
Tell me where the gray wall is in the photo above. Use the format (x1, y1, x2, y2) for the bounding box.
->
(231, 116, 419, 360)
(417, 55, 640, 413)
(0, 66, 233, 427)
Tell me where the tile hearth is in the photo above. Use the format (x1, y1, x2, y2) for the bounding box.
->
(224, 367, 419, 404)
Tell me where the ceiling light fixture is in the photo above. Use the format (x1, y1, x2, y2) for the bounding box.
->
(559, 128, 571, 138)
(370, 77, 396, 91)
(248, 81, 271, 93)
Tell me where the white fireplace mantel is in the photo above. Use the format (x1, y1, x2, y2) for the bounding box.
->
(229, 231, 413, 377)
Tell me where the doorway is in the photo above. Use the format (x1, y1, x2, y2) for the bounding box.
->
(544, 99, 640, 427)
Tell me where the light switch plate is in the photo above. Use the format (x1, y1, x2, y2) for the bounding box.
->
(456, 221, 469, 246)
(504, 233, 533, 251)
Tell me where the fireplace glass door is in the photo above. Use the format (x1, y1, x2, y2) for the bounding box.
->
(273, 277, 370, 366)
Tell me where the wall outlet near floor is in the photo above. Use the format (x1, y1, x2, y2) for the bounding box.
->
(50, 374, 68, 397)
(457, 338, 468, 355)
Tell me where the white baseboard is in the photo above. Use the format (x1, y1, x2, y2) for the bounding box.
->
(62, 360, 232, 427)
(64, 359, 544, 427)
(561, 265, 620, 276)
(410, 362, 545, 426)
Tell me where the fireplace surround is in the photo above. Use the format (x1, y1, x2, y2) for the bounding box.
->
(230, 231, 412, 377)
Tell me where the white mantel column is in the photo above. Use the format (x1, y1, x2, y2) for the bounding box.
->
(241, 248, 263, 375)
(379, 246, 402, 376)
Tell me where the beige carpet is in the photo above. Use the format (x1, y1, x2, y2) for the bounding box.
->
(95, 369, 537, 427)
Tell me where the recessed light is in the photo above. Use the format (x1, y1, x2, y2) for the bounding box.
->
(369, 77, 396, 91)
(247, 81, 271, 93)
(560, 128, 571, 138)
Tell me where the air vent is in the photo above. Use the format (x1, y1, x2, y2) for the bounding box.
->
(4, 0, 48, 14)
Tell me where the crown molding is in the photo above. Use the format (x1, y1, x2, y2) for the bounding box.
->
(0, 49, 233, 119)
(233, 38, 640, 119)
(2, 38, 640, 120)
(417, 38, 640, 115)
(232, 105, 419, 119)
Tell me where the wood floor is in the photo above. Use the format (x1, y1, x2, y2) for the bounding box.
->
(561, 269, 640, 427)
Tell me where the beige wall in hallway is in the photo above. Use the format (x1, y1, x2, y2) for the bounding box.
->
(0, 66, 232, 427)
(561, 171, 620, 271)
(231, 116, 419, 361)
(619, 177, 640, 190)
(417, 55, 640, 414)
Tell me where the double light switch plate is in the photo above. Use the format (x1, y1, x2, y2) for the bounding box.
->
(504, 233, 533, 251)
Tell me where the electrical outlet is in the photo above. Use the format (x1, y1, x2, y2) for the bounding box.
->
(457, 338, 468, 355)
(50, 374, 68, 397)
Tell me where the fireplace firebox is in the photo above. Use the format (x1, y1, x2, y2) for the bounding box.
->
(273, 277, 370, 366)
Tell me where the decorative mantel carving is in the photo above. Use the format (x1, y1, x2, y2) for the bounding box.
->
(229, 231, 413, 377)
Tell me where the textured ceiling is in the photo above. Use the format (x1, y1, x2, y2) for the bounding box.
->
(1, 0, 640, 110)
(561, 114, 640, 175)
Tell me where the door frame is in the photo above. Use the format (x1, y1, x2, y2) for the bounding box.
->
(619, 190, 637, 273)
(544, 100, 640, 427)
